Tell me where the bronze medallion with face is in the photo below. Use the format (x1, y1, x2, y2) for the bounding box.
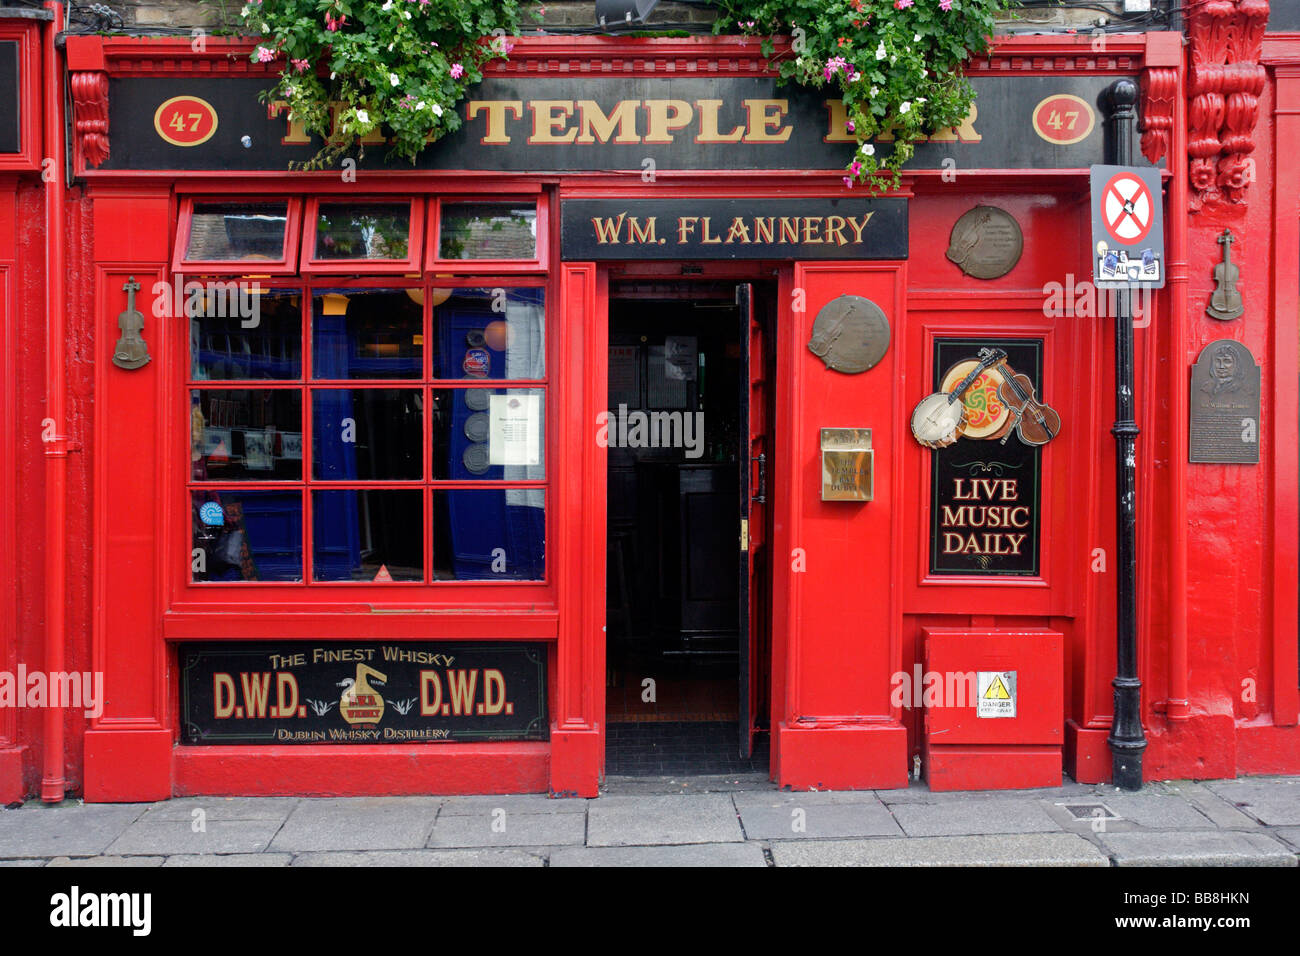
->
(807, 295, 890, 374)
(946, 206, 1024, 280)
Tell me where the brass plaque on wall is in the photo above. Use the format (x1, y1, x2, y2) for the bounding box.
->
(1189, 339, 1259, 464)
(821, 428, 873, 501)
(807, 295, 890, 374)
(946, 206, 1024, 280)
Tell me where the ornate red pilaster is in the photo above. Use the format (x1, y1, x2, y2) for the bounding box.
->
(1186, 0, 1269, 209)
(1140, 66, 1178, 163)
(70, 71, 110, 168)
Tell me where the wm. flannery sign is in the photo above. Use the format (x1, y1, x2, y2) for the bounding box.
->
(100, 74, 1135, 172)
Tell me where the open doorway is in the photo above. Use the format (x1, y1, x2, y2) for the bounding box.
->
(604, 278, 774, 775)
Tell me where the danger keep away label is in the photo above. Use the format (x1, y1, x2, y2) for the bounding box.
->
(977, 671, 1017, 719)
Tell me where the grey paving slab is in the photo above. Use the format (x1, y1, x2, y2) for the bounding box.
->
(163, 854, 294, 867)
(1202, 779, 1300, 826)
(437, 794, 586, 816)
(106, 819, 284, 856)
(586, 793, 745, 846)
(139, 797, 300, 823)
(269, 798, 440, 852)
(550, 843, 768, 867)
(0, 859, 47, 867)
(890, 798, 1062, 837)
(770, 833, 1109, 867)
(736, 797, 903, 841)
(46, 855, 165, 867)
(1272, 827, 1300, 851)
(1097, 830, 1298, 866)
(1048, 794, 1215, 830)
(428, 811, 585, 848)
(601, 773, 772, 795)
(291, 849, 543, 866)
(732, 790, 886, 809)
(878, 781, 1099, 804)
(1167, 782, 1265, 829)
(0, 805, 146, 858)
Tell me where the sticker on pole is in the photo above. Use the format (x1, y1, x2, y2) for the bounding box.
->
(1090, 165, 1165, 289)
(977, 671, 1017, 718)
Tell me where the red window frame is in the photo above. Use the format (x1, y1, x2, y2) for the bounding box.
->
(171, 197, 303, 275)
(301, 197, 426, 274)
(426, 196, 550, 275)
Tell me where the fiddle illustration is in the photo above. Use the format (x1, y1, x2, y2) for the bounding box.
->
(994, 358, 1061, 447)
(1206, 229, 1243, 321)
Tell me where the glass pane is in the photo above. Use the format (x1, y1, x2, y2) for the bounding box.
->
(313, 490, 423, 582)
(191, 490, 302, 582)
(313, 389, 423, 481)
(433, 489, 544, 581)
(191, 291, 302, 380)
(314, 202, 410, 260)
(185, 202, 289, 262)
(312, 289, 422, 379)
(432, 388, 544, 480)
(191, 389, 302, 481)
(439, 202, 537, 260)
(431, 287, 544, 380)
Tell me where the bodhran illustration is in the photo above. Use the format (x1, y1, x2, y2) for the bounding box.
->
(940, 359, 1012, 441)
(806, 295, 890, 374)
(946, 206, 1024, 280)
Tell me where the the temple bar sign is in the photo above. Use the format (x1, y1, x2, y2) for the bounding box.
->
(561, 198, 907, 260)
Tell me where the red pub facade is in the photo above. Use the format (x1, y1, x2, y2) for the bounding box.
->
(0, 1, 1297, 803)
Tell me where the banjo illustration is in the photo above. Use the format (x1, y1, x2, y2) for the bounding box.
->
(910, 348, 1007, 449)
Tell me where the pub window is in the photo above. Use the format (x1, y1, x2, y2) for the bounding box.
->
(173, 199, 302, 274)
(428, 198, 546, 272)
(300, 198, 425, 274)
(186, 282, 548, 586)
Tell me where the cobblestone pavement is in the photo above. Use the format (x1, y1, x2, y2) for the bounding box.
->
(0, 774, 1296, 867)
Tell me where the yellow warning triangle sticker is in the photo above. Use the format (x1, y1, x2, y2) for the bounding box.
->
(984, 675, 1011, 700)
(373, 564, 393, 582)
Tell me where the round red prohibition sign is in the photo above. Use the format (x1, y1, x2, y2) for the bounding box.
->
(1101, 172, 1155, 245)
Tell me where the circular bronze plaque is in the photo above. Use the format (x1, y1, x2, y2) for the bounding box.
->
(807, 295, 890, 374)
(946, 206, 1024, 280)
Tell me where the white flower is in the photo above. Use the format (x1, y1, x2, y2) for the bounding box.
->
(914, 33, 922, 42)
(330, 71, 337, 80)
(900, 101, 911, 114)
(390, 73, 400, 86)
(869, 86, 879, 96)
(261, 22, 269, 32)
(876, 42, 887, 60)
(431, 102, 443, 117)
(861, 143, 875, 156)
(416, 100, 426, 111)
(402, 10, 411, 19)
(356, 109, 370, 125)
(382, 0, 393, 9)
(388, 43, 395, 51)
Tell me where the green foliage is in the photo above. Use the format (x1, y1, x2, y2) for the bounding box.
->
(712, 0, 1016, 192)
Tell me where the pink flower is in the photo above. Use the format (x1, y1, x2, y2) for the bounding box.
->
(940, 0, 952, 9)
(895, 0, 914, 8)
(843, 176, 855, 188)
(291, 58, 309, 73)
(255, 46, 276, 63)
(324, 12, 346, 31)
(823, 55, 848, 81)
(846, 119, 856, 133)
(449, 62, 465, 79)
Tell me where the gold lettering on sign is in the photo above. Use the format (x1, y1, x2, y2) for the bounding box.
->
(695, 99, 746, 143)
(644, 99, 694, 144)
(528, 100, 578, 144)
(585, 210, 878, 248)
(467, 100, 523, 144)
(744, 99, 794, 143)
(940, 477, 1029, 556)
(576, 99, 642, 144)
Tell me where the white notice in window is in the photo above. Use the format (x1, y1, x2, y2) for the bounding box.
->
(489, 394, 540, 466)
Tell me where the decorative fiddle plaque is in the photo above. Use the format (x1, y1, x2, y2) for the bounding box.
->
(111, 276, 151, 370)
(1189, 339, 1259, 464)
(946, 206, 1024, 279)
(807, 295, 890, 374)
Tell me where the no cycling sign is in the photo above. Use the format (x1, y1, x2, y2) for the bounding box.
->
(1090, 164, 1166, 289)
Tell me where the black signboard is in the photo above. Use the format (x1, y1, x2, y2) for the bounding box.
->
(180, 641, 548, 744)
(561, 197, 906, 260)
(1270, 5, 1300, 31)
(100, 73, 1137, 173)
(0, 42, 18, 154)
(929, 338, 1044, 576)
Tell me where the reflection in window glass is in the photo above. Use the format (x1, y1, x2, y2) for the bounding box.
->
(313, 490, 423, 581)
(185, 203, 289, 262)
(431, 388, 544, 480)
(312, 289, 422, 379)
(439, 202, 537, 260)
(313, 389, 423, 481)
(314, 202, 410, 260)
(191, 490, 302, 582)
(191, 389, 302, 481)
(433, 489, 544, 580)
(191, 292, 302, 380)
(432, 287, 544, 380)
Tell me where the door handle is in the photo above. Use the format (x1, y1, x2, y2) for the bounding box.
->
(751, 453, 766, 504)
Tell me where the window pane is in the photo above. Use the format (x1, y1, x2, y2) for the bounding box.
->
(313, 490, 423, 581)
(312, 289, 422, 379)
(433, 489, 544, 580)
(432, 287, 544, 380)
(439, 202, 537, 260)
(185, 202, 289, 262)
(432, 388, 544, 480)
(191, 291, 302, 380)
(314, 202, 410, 260)
(191, 389, 302, 481)
(313, 389, 423, 481)
(192, 490, 302, 582)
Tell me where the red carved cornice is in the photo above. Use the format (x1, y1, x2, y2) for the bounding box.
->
(70, 71, 110, 168)
(1186, 0, 1270, 209)
(1140, 67, 1178, 164)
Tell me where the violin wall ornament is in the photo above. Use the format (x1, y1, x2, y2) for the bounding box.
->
(1207, 229, 1244, 321)
(111, 276, 150, 370)
(807, 295, 890, 374)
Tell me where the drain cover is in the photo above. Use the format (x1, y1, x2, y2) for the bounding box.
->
(1061, 802, 1119, 820)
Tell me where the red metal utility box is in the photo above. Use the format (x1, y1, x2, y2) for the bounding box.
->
(922, 627, 1064, 791)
